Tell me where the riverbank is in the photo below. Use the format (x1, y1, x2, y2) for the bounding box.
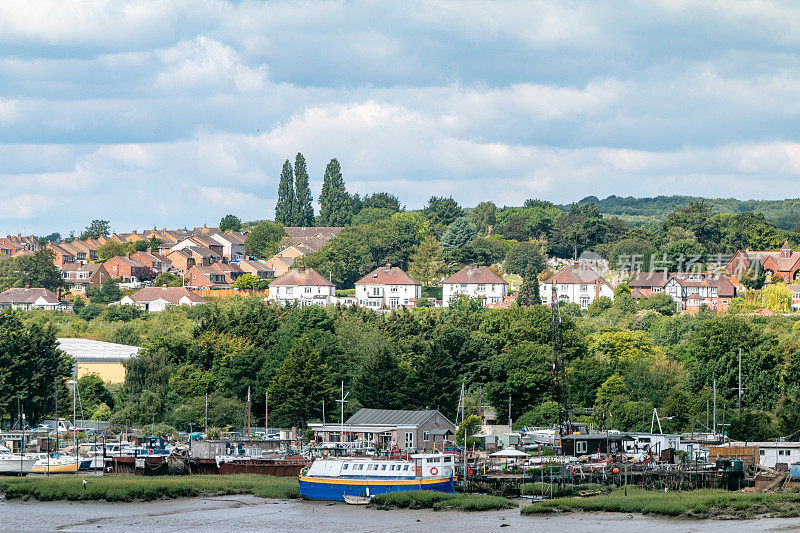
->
(4, 496, 800, 533)
(0, 475, 299, 502)
(522, 488, 800, 519)
(371, 490, 516, 511)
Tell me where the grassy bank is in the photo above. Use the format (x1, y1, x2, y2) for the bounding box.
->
(372, 490, 516, 511)
(0, 475, 300, 502)
(520, 482, 611, 498)
(521, 488, 800, 519)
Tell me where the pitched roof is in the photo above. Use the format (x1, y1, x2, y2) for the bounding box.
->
(57, 338, 139, 362)
(545, 264, 608, 286)
(345, 408, 450, 428)
(442, 264, 506, 285)
(128, 286, 206, 304)
(670, 274, 736, 297)
(356, 264, 420, 286)
(281, 227, 343, 252)
(628, 271, 671, 288)
(0, 287, 61, 304)
(269, 267, 334, 287)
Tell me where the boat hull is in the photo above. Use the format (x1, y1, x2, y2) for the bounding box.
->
(0, 458, 37, 474)
(299, 475, 455, 501)
(30, 460, 80, 474)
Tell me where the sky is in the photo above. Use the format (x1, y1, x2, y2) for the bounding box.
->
(1, 0, 799, 235)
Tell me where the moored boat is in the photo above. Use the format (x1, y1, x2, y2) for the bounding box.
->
(0, 446, 38, 475)
(299, 453, 456, 501)
(30, 454, 80, 474)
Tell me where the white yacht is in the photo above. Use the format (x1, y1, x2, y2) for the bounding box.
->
(0, 445, 38, 474)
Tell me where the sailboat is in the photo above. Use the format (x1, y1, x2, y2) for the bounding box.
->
(0, 446, 38, 474)
(31, 378, 80, 474)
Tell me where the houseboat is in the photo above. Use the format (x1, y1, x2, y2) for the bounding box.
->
(299, 453, 456, 501)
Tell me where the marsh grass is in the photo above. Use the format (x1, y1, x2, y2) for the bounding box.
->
(521, 488, 800, 519)
(371, 490, 516, 511)
(0, 475, 300, 502)
(519, 482, 611, 498)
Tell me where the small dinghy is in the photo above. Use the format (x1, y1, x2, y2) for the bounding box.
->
(343, 494, 371, 505)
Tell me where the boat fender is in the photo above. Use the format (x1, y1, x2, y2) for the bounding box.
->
(430, 467, 438, 475)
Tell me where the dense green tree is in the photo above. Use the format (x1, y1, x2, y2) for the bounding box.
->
(408, 236, 445, 286)
(154, 272, 183, 287)
(0, 312, 72, 424)
(638, 293, 677, 315)
(550, 203, 616, 259)
(424, 196, 464, 227)
(586, 296, 613, 317)
(80, 220, 111, 240)
(662, 201, 721, 251)
(318, 159, 353, 226)
(504, 241, 546, 277)
(267, 339, 337, 427)
(293, 153, 314, 226)
(485, 341, 553, 421)
(86, 279, 122, 304)
(275, 160, 295, 225)
(455, 414, 481, 444)
(244, 221, 287, 259)
(470, 201, 497, 235)
(362, 192, 400, 211)
(77, 374, 115, 412)
(351, 207, 395, 226)
(353, 348, 405, 409)
(97, 241, 134, 261)
(440, 217, 477, 251)
(455, 237, 508, 266)
(9, 249, 64, 291)
(219, 214, 242, 232)
(515, 400, 561, 430)
(516, 273, 540, 306)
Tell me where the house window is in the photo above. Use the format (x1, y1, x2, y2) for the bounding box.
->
(423, 431, 430, 442)
(405, 431, 413, 448)
(580, 297, 589, 309)
(286, 287, 293, 294)
(491, 284, 496, 291)
(652, 287, 662, 293)
(390, 286, 398, 292)
(576, 441, 588, 454)
(371, 287, 380, 296)
(305, 287, 311, 293)
(580, 285, 588, 292)
(477, 284, 485, 291)
(560, 284, 567, 291)
(460, 284, 467, 290)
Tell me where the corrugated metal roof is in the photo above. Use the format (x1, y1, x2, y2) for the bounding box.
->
(57, 338, 140, 363)
(345, 408, 439, 427)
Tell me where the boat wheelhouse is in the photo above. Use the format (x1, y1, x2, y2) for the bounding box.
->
(299, 453, 456, 501)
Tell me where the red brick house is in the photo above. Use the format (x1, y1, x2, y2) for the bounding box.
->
(104, 256, 154, 282)
(727, 242, 800, 283)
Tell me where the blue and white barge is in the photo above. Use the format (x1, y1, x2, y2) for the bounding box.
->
(299, 453, 456, 501)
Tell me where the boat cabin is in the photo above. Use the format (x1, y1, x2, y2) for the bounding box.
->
(306, 453, 456, 479)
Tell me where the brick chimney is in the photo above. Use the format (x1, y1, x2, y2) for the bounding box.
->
(385, 263, 391, 270)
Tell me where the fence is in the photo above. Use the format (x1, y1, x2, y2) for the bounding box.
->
(192, 289, 269, 299)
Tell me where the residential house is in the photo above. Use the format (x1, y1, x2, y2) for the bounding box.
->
(210, 231, 247, 261)
(104, 256, 153, 283)
(710, 441, 800, 470)
(281, 226, 342, 253)
(187, 235, 225, 258)
(627, 271, 672, 297)
(171, 238, 222, 264)
(355, 263, 421, 310)
(0, 237, 25, 256)
(264, 255, 295, 277)
(8, 234, 39, 252)
(727, 242, 800, 282)
(539, 263, 615, 309)
(561, 432, 633, 457)
(132, 251, 171, 274)
(790, 285, 800, 312)
(664, 273, 737, 313)
(274, 243, 315, 260)
(0, 287, 64, 310)
(308, 408, 456, 452)
(60, 263, 110, 293)
(267, 266, 335, 306)
(185, 265, 231, 289)
(166, 249, 196, 274)
(235, 259, 275, 279)
(441, 264, 508, 307)
(119, 286, 206, 312)
(48, 244, 76, 267)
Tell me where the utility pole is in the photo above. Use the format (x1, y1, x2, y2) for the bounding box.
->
(336, 381, 349, 445)
(246, 386, 251, 438)
(508, 396, 512, 428)
(713, 378, 717, 434)
(737, 347, 743, 415)
(265, 390, 268, 436)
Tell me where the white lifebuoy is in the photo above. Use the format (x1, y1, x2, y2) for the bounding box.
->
(430, 467, 438, 475)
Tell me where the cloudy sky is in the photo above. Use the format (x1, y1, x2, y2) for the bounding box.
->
(1, 1, 799, 235)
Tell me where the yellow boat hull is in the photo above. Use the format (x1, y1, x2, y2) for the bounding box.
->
(30, 462, 79, 473)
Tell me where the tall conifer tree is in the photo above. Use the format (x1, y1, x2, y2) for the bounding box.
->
(293, 153, 314, 226)
(319, 158, 350, 226)
(275, 160, 295, 225)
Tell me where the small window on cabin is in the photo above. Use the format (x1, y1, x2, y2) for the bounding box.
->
(343, 464, 349, 469)
(389, 465, 394, 471)
(403, 465, 409, 471)
(381, 464, 386, 470)
(444, 457, 452, 463)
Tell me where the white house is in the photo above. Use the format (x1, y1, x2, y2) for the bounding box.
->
(0, 287, 64, 310)
(539, 263, 614, 309)
(267, 266, 336, 307)
(210, 231, 247, 261)
(441, 264, 508, 307)
(355, 263, 421, 310)
(119, 285, 206, 312)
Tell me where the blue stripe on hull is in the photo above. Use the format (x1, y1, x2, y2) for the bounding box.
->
(299, 479, 455, 501)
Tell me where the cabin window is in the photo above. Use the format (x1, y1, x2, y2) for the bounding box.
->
(381, 464, 387, 470)
(443, 457, 452, 463)
(343, 464, 349, 470)
(359, 464, 365, 470)
(403, 465, 409, 471)
(426, 458, 438, 463)
(576, 441, 588, 454)
(389, 465, 395, 471)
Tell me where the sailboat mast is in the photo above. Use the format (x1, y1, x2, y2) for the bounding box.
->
(265, 390, 268, 437)
(246, 386, 251, 437)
